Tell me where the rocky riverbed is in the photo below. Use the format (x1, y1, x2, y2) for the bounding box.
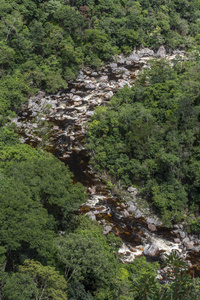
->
(13, 47, 200, 275)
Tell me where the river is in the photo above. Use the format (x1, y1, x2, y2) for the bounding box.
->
(14, 49, 200, 277)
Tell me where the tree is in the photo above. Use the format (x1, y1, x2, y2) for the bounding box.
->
(2, 260, 67, 300)
(160, 251, 200, 299)
(126, 256, 160, 299)
(0, 176, 55, 270)
(2, 151, 86, 228)
(0, 147, 86, 269)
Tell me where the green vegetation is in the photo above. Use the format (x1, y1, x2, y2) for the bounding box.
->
(1, 0, 200, 121)
(1, 0, 200, 299)
(87, 56, 200, 226)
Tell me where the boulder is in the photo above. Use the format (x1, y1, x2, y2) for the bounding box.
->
(99, 75, 108, 82)
(110, 62, 118, 69)
(173, 224, 179, 229)
(91, 72, 98, 76)
(88, 186, 96, 194)
(104, 225, 112, 235)
(173, 50, 185, 55)
(128, 53, 140, 61)
(105, 91, 114, 98)
(137, 48, 154, 57)
(127, 186, 139, 195)
(86, 211, 96, 221)
(122, 209, 130, 218)
(115, 55, 126, 64)
(85, 111, 94, 117)
(146, 217, 162, 226)
(72, 95, 82, 101)
(134, 209, 143, 219)
(183, 237, 194, 250)
(85, 83, 96, 89)
(183, 237, 190, 243)
(118, 80, 130, 88)
(193, 245, 200, 253)
(179, 231, 186, 239)
(144, 244, 159, 257)
(174, 238, 181, 243)
(125, 60, 132, 65)
(156, 46, 166, 58)
(148, 224, 157, 232)
(127, 204, 137, 214)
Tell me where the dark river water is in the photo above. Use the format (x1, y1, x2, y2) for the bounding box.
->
(17, 59, 200, 276)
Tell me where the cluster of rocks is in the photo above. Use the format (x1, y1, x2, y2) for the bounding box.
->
(14, 47, 185, 155)
(84, 184, 200, 269)
(14, 51, 145, 152)
(172, 226, 200, 253)
(15, 48, 199, 269)
(116, 46, 185, 64)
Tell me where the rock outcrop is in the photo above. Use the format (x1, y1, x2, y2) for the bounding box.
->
(144, 244, 160, 257)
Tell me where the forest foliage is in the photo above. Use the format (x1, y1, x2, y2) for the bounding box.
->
(1, 0, 200, 299)
(87, 56, 200, 226)
(1, 0, 200, 122)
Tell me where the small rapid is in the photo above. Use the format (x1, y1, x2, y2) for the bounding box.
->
(13, 50, 200, 276)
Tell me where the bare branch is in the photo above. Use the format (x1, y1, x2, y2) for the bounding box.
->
(5, 18, 16, 42)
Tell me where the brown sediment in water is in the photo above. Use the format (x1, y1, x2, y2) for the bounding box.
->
(15, 58, 200, 275)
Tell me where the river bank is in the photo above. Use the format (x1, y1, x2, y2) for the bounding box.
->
(12, 48, 200, 275)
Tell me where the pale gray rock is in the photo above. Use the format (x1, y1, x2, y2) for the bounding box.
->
(148, 224, 157, 232)
(127, 186, 138, 194)
(137, 48, 154, 57)
(127, 204, 137, 214)
(105, 91, 114, 98)
(90, 100, 98, 106)
(77, 71, 84, 80)
(174, 238, 181, 243)
(110, 63, 118, 68)
(179, 231, 186, 239)
(125, 60, 132, 65)
(144, 244, 159, 257)
(85, 111, 94, 117)
(122, 74, 128, 79)
(122, 209, 130, 218)
(99, 75, 108, 82)
(86, 211, 96, 221)
(134, 209, 143, 219)
(101, 219, 106, 225)
(128, 53, 140, 61)
(84, 68, 92, 75)
(183, 240, 194, 250)
(118, 81, 129, 88)
(183, 237, 190, 243)
(104, 225, 112, 234)
(173, 224, 180, 229)
(115, 55, 125, 64)
(99, 82, 108, 89)
(118, 67, 129, 74)
(183, 237, 194, 250)
(31, 111, 37, 117)
(173, 50, 185, 55)
(74, 101, 83, 106)
(146, 217, 162, 226)
(85, 83, 96, 89)
(193, 245, 200, 252)
(156, 46, 166, 57)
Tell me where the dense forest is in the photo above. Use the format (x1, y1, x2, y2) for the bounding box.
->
(1, 0, 200, 299)
(87, 56, 200, 227)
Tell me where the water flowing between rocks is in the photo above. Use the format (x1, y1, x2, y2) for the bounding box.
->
(14, 51, 200, 277)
